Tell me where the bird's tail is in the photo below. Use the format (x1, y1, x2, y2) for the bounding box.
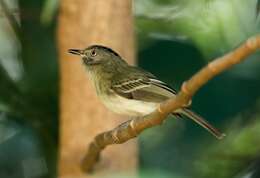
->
(179, 108, 225, 139)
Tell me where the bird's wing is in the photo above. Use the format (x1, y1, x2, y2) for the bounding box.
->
(111, 77, 177, 103)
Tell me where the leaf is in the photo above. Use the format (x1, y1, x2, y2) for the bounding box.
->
(257, 0, 260, 17)
(40, 0, 59, 25)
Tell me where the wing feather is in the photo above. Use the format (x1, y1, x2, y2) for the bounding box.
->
(112, 77, 176, 103)
(112, 78, 150, 93)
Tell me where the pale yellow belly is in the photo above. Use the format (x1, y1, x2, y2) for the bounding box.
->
(99, 93, 160, 117)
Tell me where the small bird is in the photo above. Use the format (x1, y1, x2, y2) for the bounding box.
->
(68, 45, 225, 139)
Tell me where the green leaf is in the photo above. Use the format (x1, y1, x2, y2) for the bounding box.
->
(40, 0, 59, 25)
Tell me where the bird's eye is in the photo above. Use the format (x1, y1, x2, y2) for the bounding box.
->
(90, 49, 97, 57)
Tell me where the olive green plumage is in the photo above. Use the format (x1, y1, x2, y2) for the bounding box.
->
(68, 45, 224, 139)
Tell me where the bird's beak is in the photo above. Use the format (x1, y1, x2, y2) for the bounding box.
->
(68, 49, 83, 56)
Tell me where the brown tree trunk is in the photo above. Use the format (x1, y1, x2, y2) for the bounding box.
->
(57, 0, 137, 177)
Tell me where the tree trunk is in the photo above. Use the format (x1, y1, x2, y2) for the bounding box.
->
(57, 0, 137, 177)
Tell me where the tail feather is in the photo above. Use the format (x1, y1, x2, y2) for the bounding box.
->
(180, 108, 225, 139)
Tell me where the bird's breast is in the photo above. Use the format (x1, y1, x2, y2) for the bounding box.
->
(98, 92, 159, 117)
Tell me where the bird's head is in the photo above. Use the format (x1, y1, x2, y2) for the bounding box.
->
(68, 45, 125, 68)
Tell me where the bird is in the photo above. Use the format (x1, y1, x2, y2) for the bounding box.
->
(68, 45, 225, 139)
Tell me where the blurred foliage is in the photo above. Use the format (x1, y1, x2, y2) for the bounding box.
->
(257, 0, 260, 17)
(0, 0, 259, 178)
(195, 104, 260, 178)
(135, 0, 260, 58)
(0, 115, 49, 178)
(40, 0, 58, 25)
(0, 0, 58, 178)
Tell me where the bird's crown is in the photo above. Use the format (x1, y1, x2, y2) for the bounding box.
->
(86, 45, 121, 58)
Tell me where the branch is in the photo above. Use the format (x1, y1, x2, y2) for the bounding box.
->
(81, 35, 260, 173)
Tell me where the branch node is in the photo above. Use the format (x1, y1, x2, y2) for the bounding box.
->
(157, 105, 163, 114)
(129, 119, 138, 136)
(208, 62, 218, 73)
(181, 81, 189, 95)
(93, 140, 101, 150)
(111, 130, 120, 143)
(185, 99, 192, 107)
(246, 36, 258, 49)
